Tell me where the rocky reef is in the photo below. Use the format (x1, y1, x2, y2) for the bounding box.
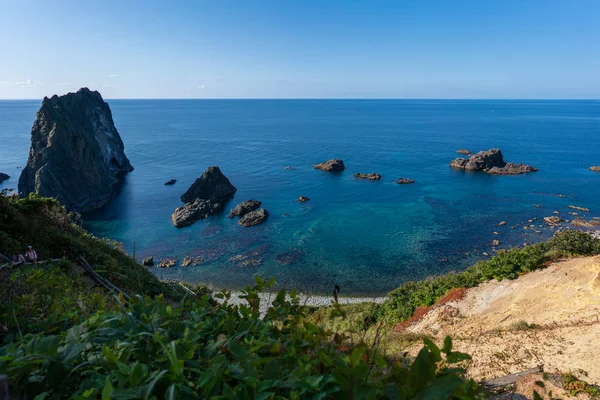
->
(229, 200, 261, 218)
(314, 159, 345, 172)
(450, 148, 537, 175)
(0, 173, 9, 183)
(171, 166, 236, 228)
(18, 88, 133, 211)
(354, 172, 381, 180)
(239, 208, 269, 227)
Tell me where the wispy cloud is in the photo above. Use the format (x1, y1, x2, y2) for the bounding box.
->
(198, 84, 207, 89)
(0, 81, 11, 86)
(15, 79, 43, 87)
(108, 74, 119, 78)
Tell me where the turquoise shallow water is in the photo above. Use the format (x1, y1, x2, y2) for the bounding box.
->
(1, 99, 599, 295)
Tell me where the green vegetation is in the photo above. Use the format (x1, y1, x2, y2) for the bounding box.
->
(362, 230, 600, 325)
(1, 272, 482, 399)
(509, 320, 536, 331)
(561, 372, 600, 398)
(0, 194, 483, 398)
(0, 194, 177, 297)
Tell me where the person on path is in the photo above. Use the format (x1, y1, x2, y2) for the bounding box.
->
(25, 246, 37, 263)
(11, 253, 26, 266)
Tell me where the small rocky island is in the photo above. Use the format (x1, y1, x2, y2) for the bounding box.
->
(314, 159, 345, 172)
(238, 208, 269, 227)
(397, 178, 415, 184)
(229, 200, 261, 218)
(0, 173, 9, 183)
(18, 88, 133, 211)
(450, 148, 537, 175)
(171, 166, 237, 228)
(354, 172, 381, 180)
(590, 166, 600, 172)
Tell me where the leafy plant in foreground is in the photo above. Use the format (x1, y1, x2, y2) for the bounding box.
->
(0, 277, 483, 399)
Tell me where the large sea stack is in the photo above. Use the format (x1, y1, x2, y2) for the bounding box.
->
(450, 148, 537, 175)
(18, 88, 133, 211)
(171, 166, 237, 228)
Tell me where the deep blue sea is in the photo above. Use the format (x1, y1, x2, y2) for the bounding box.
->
(1, 99, 599, 295)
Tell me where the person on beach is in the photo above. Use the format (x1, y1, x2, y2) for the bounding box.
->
(25, 246, 37, 263)
(11, 253, 26, 266)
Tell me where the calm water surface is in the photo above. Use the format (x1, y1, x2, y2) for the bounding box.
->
(1, 99, 599, 294)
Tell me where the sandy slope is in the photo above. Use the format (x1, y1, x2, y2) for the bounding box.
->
(400, 256, 600, 384)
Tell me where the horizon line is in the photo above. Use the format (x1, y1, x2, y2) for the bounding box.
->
(1, 97, 599, 101)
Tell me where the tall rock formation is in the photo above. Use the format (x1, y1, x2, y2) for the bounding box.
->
(18, 88, 133, 211)
(171, 166, 237, 228)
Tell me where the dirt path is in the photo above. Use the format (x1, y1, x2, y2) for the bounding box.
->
(399, 256, 600, 383)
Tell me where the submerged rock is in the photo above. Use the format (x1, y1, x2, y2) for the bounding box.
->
(298, 196, 310, 202)
(142, 256, 154, 266)
(354, 172, 381, 180)
(229, 199, 261, 218)
(164, 179, 177, 186)
(396, 178, 415, 184)
(589, 166, 600, 172)
(456, 149, 471, 155)
(275, 250, 305, 265)
(239, 208, 269, 227)
(172, 166, 237, 227)
(181, 256, 202, 267)
(0, 173, 9, 183)
(171, 198, 223, 228)
(18, 88, 133, 211)
(314, 159, 345, 172)
(450, 148, 537, 175)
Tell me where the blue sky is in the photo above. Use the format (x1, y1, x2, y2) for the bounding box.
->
(1, 0, 599, 99)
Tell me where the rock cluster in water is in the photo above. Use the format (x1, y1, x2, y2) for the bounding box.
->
(18, 88, 133, 211)
(229, 200, 261, 218)
(239, 208, 269, 227)
(354, 172, 381, 180)
(314, 159, 345, 172)
(450, 148, 537, 175)
(0, 173, 9, 183)
(171, 166, 237, 228)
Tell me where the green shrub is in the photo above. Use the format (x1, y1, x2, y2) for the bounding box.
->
(0, 194, 178, 297)
(0, 277, 483, 399)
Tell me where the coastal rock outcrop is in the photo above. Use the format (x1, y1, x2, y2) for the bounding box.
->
(229, 200, 261, 218)
(354, 172, 381, 180)
(171, 166, 237, 228)
(298, 196, 310, 202)
(156, 259, 176, 268)
(238, 208, 269, 227)
(544, 216, 563, 227)
(180, 166, 237, 203)
(0, 173, 9, 183)
(314, 159, 345, 172)
(397, 178, 415, 184)
(589, 166, 600, 172)
(450, 148, 537, 175)
(171, 199, 223, 228)
(18, 88, 133, 211)
(142, 256, 154, 266)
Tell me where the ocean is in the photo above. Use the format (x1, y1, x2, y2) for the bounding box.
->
(1, 99, 599, 295)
